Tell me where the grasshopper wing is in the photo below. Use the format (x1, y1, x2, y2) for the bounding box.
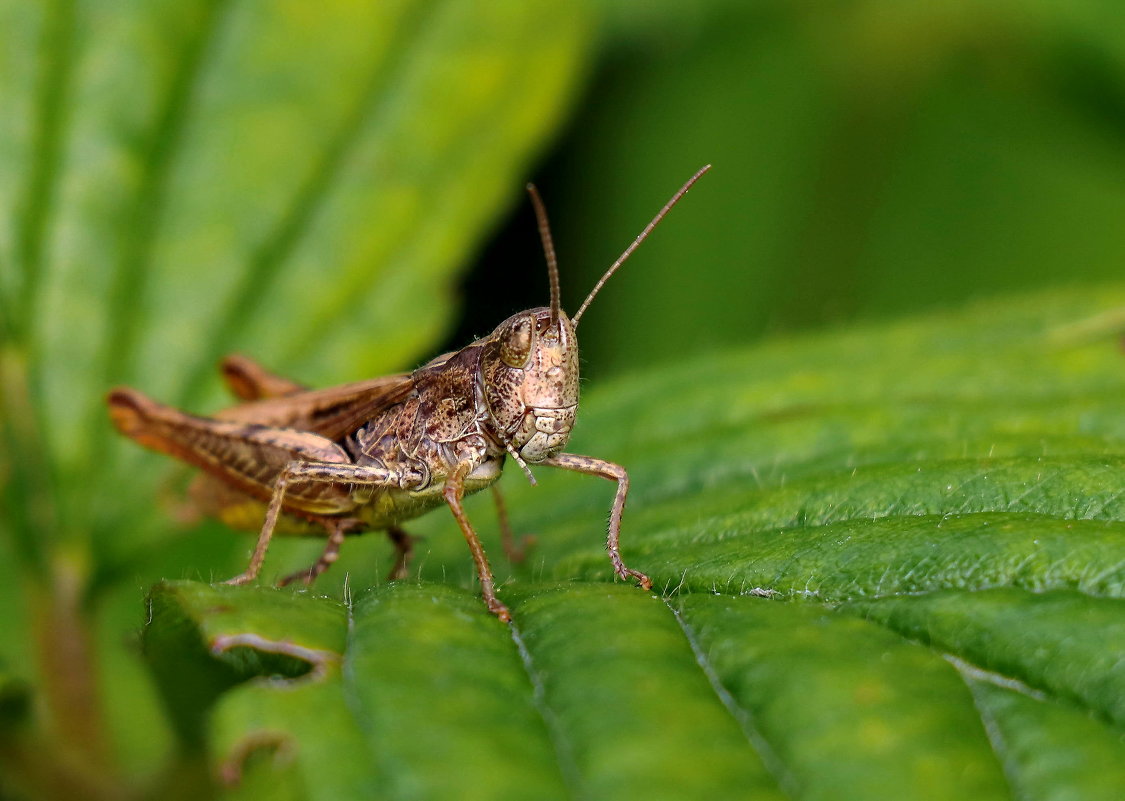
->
(214, 374, 415, 442)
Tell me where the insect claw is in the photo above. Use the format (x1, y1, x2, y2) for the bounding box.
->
(621, 568, 653, 590)
(223, 573, 254, 586)
(277, 568, 316, 587)
(490, 601, 512, 623)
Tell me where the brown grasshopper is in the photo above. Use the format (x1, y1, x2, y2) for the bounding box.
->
(107, 165, 710, 621)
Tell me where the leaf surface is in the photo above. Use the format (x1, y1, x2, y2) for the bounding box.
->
(144, 285, 1125, 799)
(0, 0, 590, 786)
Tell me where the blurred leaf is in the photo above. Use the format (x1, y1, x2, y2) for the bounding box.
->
(144, 582, 346, 746)
(144, 285, 1125, 800)
(547, 0, 1125, 377)
(0, 670, 32, 730)
(6, 0, 589, 554)
(0, 0, 591, 795)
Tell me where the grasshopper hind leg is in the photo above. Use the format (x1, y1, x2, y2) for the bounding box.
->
(223, 460, 402, 587)
(220, 354, 307, 401)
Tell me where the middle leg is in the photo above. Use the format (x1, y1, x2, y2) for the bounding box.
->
(444, 462, 510, 622)
(385, 526, 416, 581)
(491, 485, 535, 563)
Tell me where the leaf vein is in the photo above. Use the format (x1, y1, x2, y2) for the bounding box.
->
(665, 598, 797, 798)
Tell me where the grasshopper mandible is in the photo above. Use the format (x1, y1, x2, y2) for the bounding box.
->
(107, 165, 710, 621)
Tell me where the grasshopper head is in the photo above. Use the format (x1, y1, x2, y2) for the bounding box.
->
(483, 167, 710, 467)
(482, 307, 579, 463)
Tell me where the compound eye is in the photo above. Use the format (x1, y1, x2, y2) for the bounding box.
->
(500, 315, 534, 367)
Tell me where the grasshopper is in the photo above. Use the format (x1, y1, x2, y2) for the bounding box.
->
(107, 165, 709, 621)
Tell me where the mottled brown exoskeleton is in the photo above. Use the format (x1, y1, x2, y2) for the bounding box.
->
(107, 166, 710, 621)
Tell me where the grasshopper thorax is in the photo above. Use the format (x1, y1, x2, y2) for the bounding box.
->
(481, 306, 579, 463)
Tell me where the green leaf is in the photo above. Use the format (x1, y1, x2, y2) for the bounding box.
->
(142, 285, 1125, 799)
(967, 679, 1125, 801)
(553, 1, 1125, 377)
(0, 669, 33, 731)
(505, 583, 779, 800)
(849, 589, 1125, 728)
(0, 0, 591, 562)
(144, 581, 347, 746)
(0, 0, 591, 793)
(672, 595, 1007, 800)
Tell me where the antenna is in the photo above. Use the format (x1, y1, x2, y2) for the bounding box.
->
(526, 183, 561, 327)
(572, 164, 711, 327)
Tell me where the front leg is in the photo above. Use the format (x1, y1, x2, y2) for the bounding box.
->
(226, 461, 400, 586)
(541, 453, 653, 590)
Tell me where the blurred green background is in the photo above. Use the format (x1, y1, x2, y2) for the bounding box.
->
(455, 0, 1125, 377)
(3, 0, 1125, 798)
